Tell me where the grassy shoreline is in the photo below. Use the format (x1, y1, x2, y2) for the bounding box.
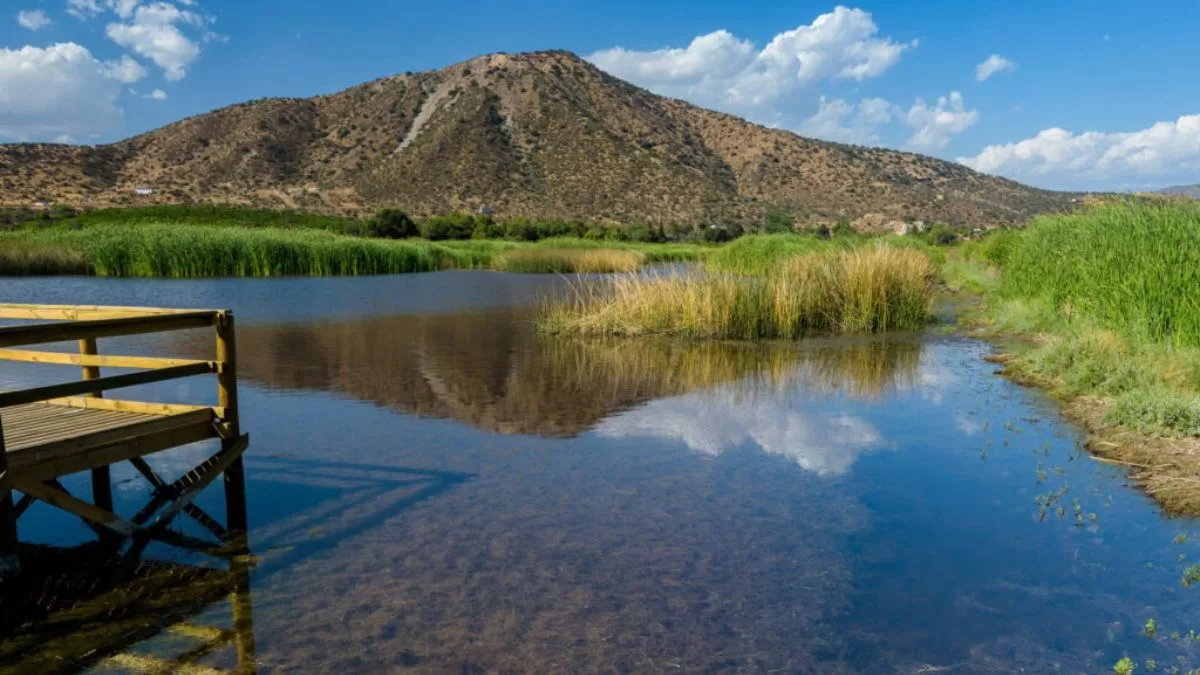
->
(0, 225, 708, 277)
(947, 201, 1200, 515)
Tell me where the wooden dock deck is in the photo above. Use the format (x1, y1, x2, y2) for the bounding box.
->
(0, 303, 250, 580)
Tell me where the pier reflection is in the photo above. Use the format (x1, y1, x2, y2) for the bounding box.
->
(0, 540, 256, 674)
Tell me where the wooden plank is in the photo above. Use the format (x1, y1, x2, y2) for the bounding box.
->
(0, 362, 215, 408)
(6, 408, 216, 471)
(0, 303, 217, 321)
(12, 478, 138, 536)
(44, 397, 223, 417)
(15, 422, 217, 483)
(0, 311, 217, 349)
(0, 349, 211, 370)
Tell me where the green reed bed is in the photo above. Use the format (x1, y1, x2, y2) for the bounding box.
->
(1000, 200, 1200, 347)
(540, 247, 937, 339)
(0, 240, 89, 275)
(0, 225, 481, 277)
(705, 233, 843, 274)
(530, 237, 710, 264)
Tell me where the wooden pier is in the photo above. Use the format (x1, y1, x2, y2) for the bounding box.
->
(0, 303, 250, 579)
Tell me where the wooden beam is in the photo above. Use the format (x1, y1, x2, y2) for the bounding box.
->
(44, 396, 222, 417)
(0, 362, 216, 408)
(12, 477, 137, 536)
(216, 311, 248, 535)
(0, 311, 217, 349)
(0, 349, 212, 370)
(0, 417, 18, 580)
(16, 423, 217, 484)
(0, 303, 216, 320)
(149, 435, 248, 531)
(79, 338, 115, 522)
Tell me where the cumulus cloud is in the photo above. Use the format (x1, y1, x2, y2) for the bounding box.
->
(975, 54, 1016, 82)
(588, 6, 913, 119)
(106, 2, 203, 80)
(67, 0, 104, 19)
(148, 87, 167, 100)
(0, 42, 146, 140)
(903, 91, 979, 151)
(17, 9, 51, 30)
(797, 96, 894, 144)
(959, 115, 1200, 190)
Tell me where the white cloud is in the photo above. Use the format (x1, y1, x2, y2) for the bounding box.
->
(959, 115, 1200, 190)
(105, 2, 203, 80)
(975, 54, 1016, 82)
(0, 42, 145, 140)
(797, 96, 894, 145)
(588, 7, 913, 121)
(17, 9, 51, 30)
(67, 0, 104, 19)
(595, 389, 886, 477)
(102, 53, 147, 83)
(109, 0, 140, 19)
(903, 91, 979, 151)
(148, 87, 167, 100)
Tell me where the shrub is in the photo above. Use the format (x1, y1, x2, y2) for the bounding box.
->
(368, 208, 418, 239)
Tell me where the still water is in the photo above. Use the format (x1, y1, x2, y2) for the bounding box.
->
(1, 272, 1198, 673)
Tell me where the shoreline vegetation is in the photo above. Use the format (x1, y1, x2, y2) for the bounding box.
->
(947, 200, 1200, 515)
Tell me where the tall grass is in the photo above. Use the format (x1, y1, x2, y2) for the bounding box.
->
(705, 234, 840, 274)
(0, 240, 88, 275)
(0, 226, 706, 277)
(0, 225, 478, 276)
(1000, 200, 1200, 346)
(492, 248, 644, 273)
(540, 247, 936, 339)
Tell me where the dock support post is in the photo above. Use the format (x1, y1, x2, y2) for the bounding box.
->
(216, 312, 248, 537)
(80, 338, 115, 519)
(0, 418, 19, 581)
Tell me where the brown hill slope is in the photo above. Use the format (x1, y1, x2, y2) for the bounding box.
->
(0, 50, 1074, 227)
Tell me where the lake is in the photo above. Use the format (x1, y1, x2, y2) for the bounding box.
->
(1, 272, 1198, 674)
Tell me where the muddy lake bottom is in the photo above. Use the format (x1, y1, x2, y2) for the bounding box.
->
(2, 272, 1199, 674)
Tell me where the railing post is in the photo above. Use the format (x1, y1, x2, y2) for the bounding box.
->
(80, 338, 114, 517)
(0, 416, 19, 581)
(216, 312, 248, 536)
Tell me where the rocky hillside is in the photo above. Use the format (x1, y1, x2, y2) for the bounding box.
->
(0, 51, 1075, 228)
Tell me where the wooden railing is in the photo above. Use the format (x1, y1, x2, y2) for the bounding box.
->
(0, 303, 239, 434)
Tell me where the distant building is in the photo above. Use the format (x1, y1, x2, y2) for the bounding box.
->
(33, 201, 47, 208)
(133, 187, 154, 196)
(478, 205, 494, 216)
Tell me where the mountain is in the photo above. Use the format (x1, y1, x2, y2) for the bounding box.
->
(0, 51, 1075, 228)
(1159, 185, 1200, 199)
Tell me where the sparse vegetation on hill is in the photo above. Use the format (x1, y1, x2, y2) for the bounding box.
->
(0, 51, 1076, 228)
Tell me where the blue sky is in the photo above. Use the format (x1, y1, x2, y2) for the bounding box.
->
(2, 0, 1198, 191)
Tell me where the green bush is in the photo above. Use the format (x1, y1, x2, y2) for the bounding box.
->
(368, 208, 418, 239)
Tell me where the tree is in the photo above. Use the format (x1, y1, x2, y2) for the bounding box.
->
(368, 208, 418, 239)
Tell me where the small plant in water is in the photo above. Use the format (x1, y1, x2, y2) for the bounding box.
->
(1174, 533, 1189, 545)
(1114, 656, 1136, 674)
(1146, 618, 1158, 638)
(1182, 564, 1200, 587)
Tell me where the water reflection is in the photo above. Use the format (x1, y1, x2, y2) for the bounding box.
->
(0, 542, 255, 675)
(219, 311, 925, 439)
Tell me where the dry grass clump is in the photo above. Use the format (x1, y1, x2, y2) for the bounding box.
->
(540, 247, 935, 339)
(492, 248, 644, 274)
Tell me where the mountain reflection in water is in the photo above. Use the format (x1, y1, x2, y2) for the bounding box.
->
(219, 310, 926, 440)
